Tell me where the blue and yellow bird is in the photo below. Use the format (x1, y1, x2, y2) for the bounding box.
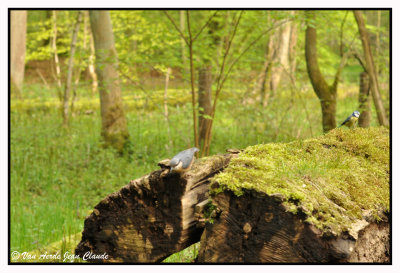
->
(338, 111, 360, 128)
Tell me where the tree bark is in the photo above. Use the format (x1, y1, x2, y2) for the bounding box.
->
(88, 28, 98, 95)
(89, 10, 129, 153)
(270, 19, 292, 94)
(353, 10, 389, 127)
(258, 14, 297, 105)
(163, 68, 173, 149)
(10, 10, 27, 100)
(179, 10, 188, 81)
(197, 189, 389, 263)
(197, 14, 221, 149)
(258, 37, 274, 106)
(51, 10, 62, 97)
(288, 17, 298, 78)
(186, 11, 200, 149)
(358, 72, 371, 128)
(198, 65, 213, 147)
(376, 10, 381, 75)
(63, 11, 83, 126)
(163, 68, 171, 120)
(305, 11, 337, 133)
(71, 10, 89, 111)
(75, 153, 234, 262)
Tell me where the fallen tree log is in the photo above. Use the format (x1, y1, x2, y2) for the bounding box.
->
(75, 127, 389, 263)
(75, 153, 234, 262)
(198, 127, 390, 263)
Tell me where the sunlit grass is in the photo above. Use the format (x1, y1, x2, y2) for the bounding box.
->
(163, 243, 200, 263)
(10, 233, 83, 263)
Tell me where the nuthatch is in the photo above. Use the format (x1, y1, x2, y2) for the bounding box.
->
(169, 147, 199, 173)
(338, 111, 360, 128)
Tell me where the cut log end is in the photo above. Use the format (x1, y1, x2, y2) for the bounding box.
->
(197, 190, 390, 263)
(75, 154, 234, 263)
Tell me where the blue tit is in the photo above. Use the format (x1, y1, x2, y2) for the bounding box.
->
(169, 147, 200, 173)
(338, 111, 360, 128)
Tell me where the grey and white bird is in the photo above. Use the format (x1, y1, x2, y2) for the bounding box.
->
(169, 147, 199, 173)
(338, 110, 360, 128)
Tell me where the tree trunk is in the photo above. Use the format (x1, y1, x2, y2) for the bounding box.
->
(186, 11, 199, 149)
(257, 37, 274, 107)
(164, 67, 173, 150)
(258, 14, 296, 104)
(288, 18, 298, 78)
(376, 10, 381, 75)
(270, 19, 292, 94)
(358, 72, 371, 128)
(10, 10, 27, 100)
(71, 10, 89, 112)
(89, 10, 129, 153)
(353, 10, 389, 127)
(75, 153, 234, 262)
(197, 14, 222, 149)
(198, 65, 213, 147)
(179, 10, 188, 82)
(88, 28, 98, 95)
(259, 64, 273, 107)
(63, 11, 83, 127)
(197, 189, 389, 263)
(305, 11, 337, 133)
(164, 68, 171, 120)
(51, 10, 63, 97)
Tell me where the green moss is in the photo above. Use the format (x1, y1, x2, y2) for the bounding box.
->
(211, 127, 390, 235)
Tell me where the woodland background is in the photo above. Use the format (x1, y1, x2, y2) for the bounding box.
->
(10, 9, 390, 262)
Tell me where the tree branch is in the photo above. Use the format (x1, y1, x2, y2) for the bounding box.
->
(186, 10, 199, 148)
(353, 52, 367, 72)
(192, 10, 219, 42)
(331, 50, 351, 92)
(221, 19, 292, 93)
(203, 16, 293, 156)
(339, 11, 349, 57)
(201, 11, 243, 156)
(215, 11, 244, 92)
(164, 11, 189, 46)
(332, 32, 358, 91)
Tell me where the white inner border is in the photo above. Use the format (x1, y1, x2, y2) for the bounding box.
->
(2, 0, 399, 272)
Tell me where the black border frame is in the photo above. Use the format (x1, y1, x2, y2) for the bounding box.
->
(8, 7, 393, 265)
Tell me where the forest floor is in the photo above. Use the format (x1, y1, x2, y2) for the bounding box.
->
(10, 83, 379, 263)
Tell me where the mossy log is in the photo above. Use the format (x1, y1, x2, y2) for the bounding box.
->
(75, 153, 234, 262)
(75, 127, 389, 263)
(198, 127, 390, 263)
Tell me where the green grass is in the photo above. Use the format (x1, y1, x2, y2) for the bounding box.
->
(10, 83, 379, 262)
(163, 243, 200, 263)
